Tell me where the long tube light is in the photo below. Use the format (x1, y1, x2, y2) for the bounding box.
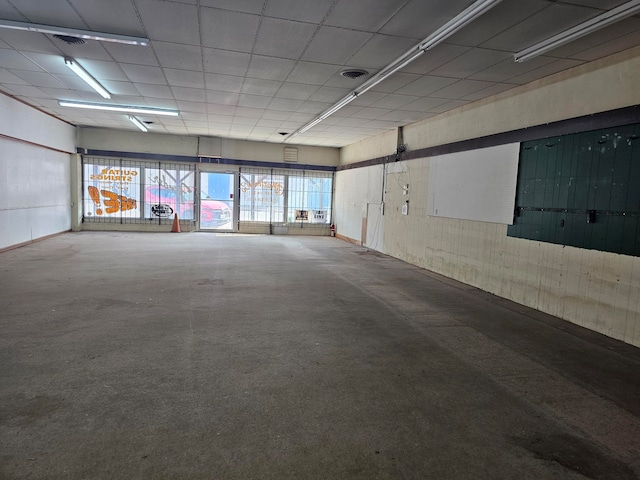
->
(355, 50, 425, 97)
(0, 19, 149, 46)
(287, 0, 502, 141)
(515, 0, 640, 62)
(128, 115, 148, 132)
(64, 57, 110, 99)
(420, 0, 503, 50)
(58, 100, 179, 116)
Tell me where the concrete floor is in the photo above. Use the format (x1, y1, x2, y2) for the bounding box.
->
(1, 232, 639, 480)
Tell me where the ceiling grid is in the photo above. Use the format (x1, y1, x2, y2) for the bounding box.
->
(0, 0, 637, 146)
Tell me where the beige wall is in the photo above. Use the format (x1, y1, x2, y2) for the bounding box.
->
(78, 128, 339, 166)
(380, 158, 639, 347)
(403, 46, 640, 151)
(335, 47, 640, 347)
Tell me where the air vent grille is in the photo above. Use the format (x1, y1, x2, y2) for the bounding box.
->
(54, 34, 85, 45)
(340, 69, 369, 80)
(284, 147, 298, 163)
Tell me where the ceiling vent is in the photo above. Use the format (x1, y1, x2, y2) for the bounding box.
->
(284, 147, 298, 163)
(340, 69, 369, 80)
(54, 34, 85, 45)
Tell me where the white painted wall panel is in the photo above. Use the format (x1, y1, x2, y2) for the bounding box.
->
(0, 94, 75, 153)
(428, 143, 520, 225)
(0, 137, 71, 250)
(334, 165, 383, 243)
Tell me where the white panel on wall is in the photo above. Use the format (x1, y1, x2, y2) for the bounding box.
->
(427, 143, 520, 225)
(0, 137, 71, 250)
(334, 165, 383, 243)
(0, 94, 75, 153)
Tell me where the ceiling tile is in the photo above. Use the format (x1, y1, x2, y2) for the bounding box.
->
(571, 28, 640, 62)
(5, 84, 50, 97)
(507, 58, 586, 85)
(264, 0, 333, 23)
(428, 99, 470, 113)
(176, 99, 207, 113)
(368, 94, 421, 109)
(549, 17, 640, 58)
(482, 3, 603, 52)
(261, 110, 290, 120)
(103, 43, 159, 67)
(347, 34, 418, 70)
(199, 0, 264, 14)
(461, 83, 515, 102)
(20, 52, 69, 75)
(134, 83, 173, 99)
(308, 86, 350, 103)
(200, 7, 260, 53)
(351, 107, 392, 119)
(135, 0, 200, 45)
(164, 69, 205, 88)
(121, 64, 167, 84)
(7, 0, 84, 27)
(370, 72, 421, 93)
(101, 80, 139, 96)
(326, 0, 406, 32)
(380, 0, 474, 39)
(431, 48, 512, 79)
(253, 18, 317, 59)
(404, 44, 471, 75)
(401, 96, 448, 113)
(69, 0, 143, 35)
(286, 62, 341, 85)
(268, 98, 304, 111)
(275, 82, 319, 100)
(349, 91, 387, 107)
(380, 110, 424, 122)
(205, 90, 240, 105)
(396, 75, 458, 96)
(302, 27, 372, 64)
(207, 104, 237, 116)
(246, 55, 297, 81)
(241, 78, 282, 96)
(0, 68, 29, 85)
(469, 56, 556, 83)
(78, 59, 128, 81)
(0, 49, 43, 71)
(153, 43, 203, 71)
(237, 94, 272, 108)
(235, 106, 265, 118)
(203, 48, 251, 76)
(296, 101, 332, 114)
(429, 79, 496, 99)
(0, 30, 60, 54)
(205, 73, 244, 93)
(448, 0, 551, 47)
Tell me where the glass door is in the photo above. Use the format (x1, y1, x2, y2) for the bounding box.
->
(199, 172, 235, 231)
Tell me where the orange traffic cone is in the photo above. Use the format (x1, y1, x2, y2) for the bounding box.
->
(171, 213, 181, 233)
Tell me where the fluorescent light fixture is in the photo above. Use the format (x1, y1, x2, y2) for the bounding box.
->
(420, 0, 503, 51)
(286, 0, 502, 141)
(128, 115, 148, 132)
(0, 19, 149, 45)
(64, 57, 110, 99)
(515, 0, 640, 62)
(58, 100, 179, 116)
(356, 49, 425, 96)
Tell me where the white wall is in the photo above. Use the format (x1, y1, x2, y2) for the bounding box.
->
(0, 94, 75, 250)
(335, 48, 640, 347)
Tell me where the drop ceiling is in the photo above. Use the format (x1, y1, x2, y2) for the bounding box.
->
(0, 0, 638, 147)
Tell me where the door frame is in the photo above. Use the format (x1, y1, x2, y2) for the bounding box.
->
(198, 166, 239, 232)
